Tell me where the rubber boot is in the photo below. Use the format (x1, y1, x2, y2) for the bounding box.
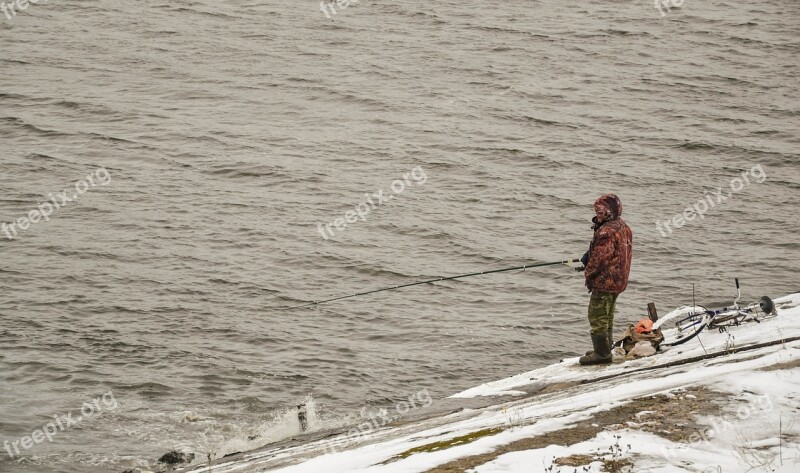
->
(579, 333, 612, 365)
(586, 328, 614, 356)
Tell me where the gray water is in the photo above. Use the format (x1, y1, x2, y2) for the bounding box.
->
(1, 0, 798, 471)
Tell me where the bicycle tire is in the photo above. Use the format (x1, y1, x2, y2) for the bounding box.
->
(653, 305, 707, 330)
(760, 296, 776, 315)
(662, 312, 712, 346)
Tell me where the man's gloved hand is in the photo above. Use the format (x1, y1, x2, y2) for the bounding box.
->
(575, 250, 590, 272)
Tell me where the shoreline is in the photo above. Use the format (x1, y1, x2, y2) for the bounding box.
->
(170, 293, 800, 473)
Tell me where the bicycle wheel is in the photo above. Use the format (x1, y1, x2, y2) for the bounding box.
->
(759, 296, 776, 315)
(661, 310, 712, 347)
(653, 305, 706, 330)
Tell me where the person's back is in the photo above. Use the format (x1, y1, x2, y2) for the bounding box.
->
(580, 194, 633, 365)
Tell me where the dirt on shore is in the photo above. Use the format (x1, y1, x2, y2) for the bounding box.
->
(422, 386, 724, 473)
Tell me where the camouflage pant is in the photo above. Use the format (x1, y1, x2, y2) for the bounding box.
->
(588, 292, 618, 335)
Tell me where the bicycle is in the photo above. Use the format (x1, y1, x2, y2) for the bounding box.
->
(652, 279, 780, 347)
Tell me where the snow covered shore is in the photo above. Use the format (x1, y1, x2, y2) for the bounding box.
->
(182, 294, 800, 473)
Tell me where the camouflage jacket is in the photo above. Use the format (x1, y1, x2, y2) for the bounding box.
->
(584, 194, 633, 294)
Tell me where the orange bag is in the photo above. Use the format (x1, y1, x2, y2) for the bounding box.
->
(617, 320, 664, 356)
(635, 318, 654, 334)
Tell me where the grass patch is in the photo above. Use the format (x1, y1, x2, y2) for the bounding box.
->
(554, 453, 633, 472)
(385, 427, 506, 463)
(602, 457, 634, 472)
(555, 453, 595, 466)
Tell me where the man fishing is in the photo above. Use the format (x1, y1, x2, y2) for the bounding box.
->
(579, 194, 633, 365)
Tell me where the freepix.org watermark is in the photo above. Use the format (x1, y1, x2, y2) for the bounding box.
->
(320, 0, 358, 19)
(2, 167, 111, 240)
(661, 393, 773, 466)
(323, 388, 433, 454)
(1, 0, 47, 21)
(3, 391, 118, 459)
(654, 0, 684, 16)
(655, 164, 766, 238)
(317, 165, 427, 241)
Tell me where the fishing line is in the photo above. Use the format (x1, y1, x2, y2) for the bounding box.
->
(288, 258, 581, 309)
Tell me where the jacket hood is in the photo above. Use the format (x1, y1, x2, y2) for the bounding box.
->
(594, 194, 623, 224)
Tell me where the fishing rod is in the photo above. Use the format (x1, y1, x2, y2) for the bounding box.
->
(288, 258, 581, 309)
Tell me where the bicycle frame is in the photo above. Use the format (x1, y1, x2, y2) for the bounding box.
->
(655, 279, 776, 347)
